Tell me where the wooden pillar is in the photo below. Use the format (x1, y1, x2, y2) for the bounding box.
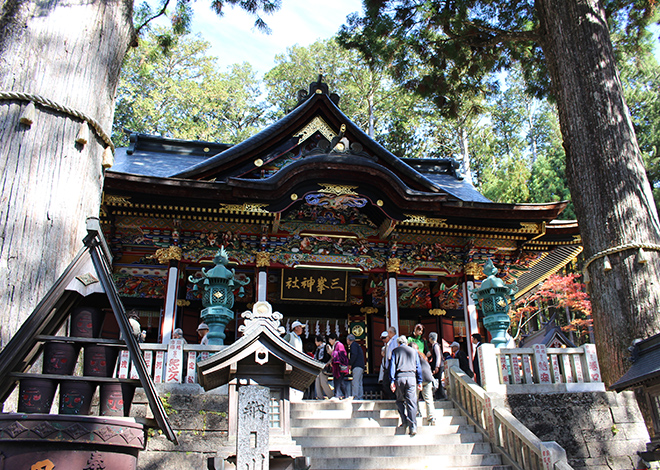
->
(255, 252, 270, 302)
(463, 280, 479, 367)
(155, 247, 183, 344)
(385, 258, 401, 333)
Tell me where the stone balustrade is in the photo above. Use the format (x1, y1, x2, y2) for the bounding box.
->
(446, 360, 573, 470)
(115, 341, 226, 384)
(479, 343, 605, 394)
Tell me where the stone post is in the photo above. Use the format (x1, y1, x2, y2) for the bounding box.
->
(237, 385, 270, 470)
(582, 343, 602, 383)
(533, 344, 552, 384)
(479, 343, 503, 393)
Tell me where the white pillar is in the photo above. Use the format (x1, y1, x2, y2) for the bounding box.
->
(463, 281, 479, 364)
(160, 264, 179, 343)
(386, 275, 399, 333)
(257, 269, 268, 302)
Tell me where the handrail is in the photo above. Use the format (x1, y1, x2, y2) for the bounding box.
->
(479, 343, 604, 394)
(111, 341, 228, 384)
(447, 362, 572, 470)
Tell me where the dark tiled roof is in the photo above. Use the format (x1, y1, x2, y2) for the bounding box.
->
(111, 133, 231, 177)
(611, 333, 660, 391)
(400, 158, 492, 203)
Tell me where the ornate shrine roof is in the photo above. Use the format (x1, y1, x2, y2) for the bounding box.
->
(105, 77, 581, 291)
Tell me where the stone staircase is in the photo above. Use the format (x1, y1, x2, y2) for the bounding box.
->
(290, 399, 512, 470)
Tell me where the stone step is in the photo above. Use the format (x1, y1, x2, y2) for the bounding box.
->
(311, 465, 511, 470)
(289, 399, 509, 470)
(291, 432, 485, 446)
(291, 415, 468, 428)
(291, 423, 476, 437)
(290, 407, 461, 420)
(290, 399, 452, 411)
(308, 453, 506, 469)
(300, 442, 493, 458)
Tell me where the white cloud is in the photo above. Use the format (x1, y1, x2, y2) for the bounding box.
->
(191, 0, 362, 75)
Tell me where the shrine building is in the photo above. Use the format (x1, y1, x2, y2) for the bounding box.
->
(101, 77, 582, 374)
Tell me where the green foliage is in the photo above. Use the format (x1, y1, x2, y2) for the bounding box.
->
(134, 0, 280, 39)
(112, 27, 268, 146)
(340, 0, 659, 215)
(264, 38, 456, 159)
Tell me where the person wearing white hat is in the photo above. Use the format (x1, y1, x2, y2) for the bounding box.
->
(288, 320, 304, 353)
(197, 322, 210, 345)
(378, 331, 389, 384)
(288, 321, 305, 402)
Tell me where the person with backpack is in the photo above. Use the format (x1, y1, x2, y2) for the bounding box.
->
(328, 333, 349, 399)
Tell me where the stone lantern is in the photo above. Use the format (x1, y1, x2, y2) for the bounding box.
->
(189, 247, 250, 345)
(470, 258, 518, 347)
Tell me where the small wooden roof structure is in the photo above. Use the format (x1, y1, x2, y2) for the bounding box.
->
(518, 317, 576, 348)
(0, 218, 177, 443)
(197, 301, 323, 391)
(611, 333, 660, 392)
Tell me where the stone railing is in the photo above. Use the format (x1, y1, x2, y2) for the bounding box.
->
(446, 360, 573, 470)
(479, 343, 605, 394)
(115, 340, 225, 384)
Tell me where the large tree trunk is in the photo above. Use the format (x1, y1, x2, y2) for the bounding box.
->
(536, 0, 660, 384)
(0, 0, 134, 347)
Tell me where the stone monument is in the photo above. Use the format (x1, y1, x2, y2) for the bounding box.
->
(196, 301, 322, 469)
(237, 385, 270, 470)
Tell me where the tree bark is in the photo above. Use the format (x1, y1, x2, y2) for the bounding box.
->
(457, 125, 472, 184)
(0, 0, 134, 347)
(536, 0, 660, 384)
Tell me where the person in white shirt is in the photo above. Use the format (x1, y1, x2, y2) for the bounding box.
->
(288, 320, 305, 401)
(288, 320, 304, 352)
(383, 326, 397, 399)
(197, 323, 209, 345)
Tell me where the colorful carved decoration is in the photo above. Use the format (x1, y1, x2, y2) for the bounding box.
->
(112, 273, 165, 298)
(367, 274, 385, 307)
(433, 283, 463, 310)
(397, 284, 432, 309)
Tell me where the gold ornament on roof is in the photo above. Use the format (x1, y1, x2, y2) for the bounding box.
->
(294, 116, 337, 144)
(464, 262, 483, 278)
(386, 258, 401, 273)
(402, 214, 448, 227)
(520, 222, 541, 232)
(256, 251, 271, 267)
(103, 194, 132, 206)
(219, 203, 269, 214)
(151, 246, 183, 264)
(318, 183, 359, 196)
(429, 308, 447, 316)
(360, 307, 378, 314)
(177, 299, 191, 307)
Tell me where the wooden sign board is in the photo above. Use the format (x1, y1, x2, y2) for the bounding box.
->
(280, 268, 348, 302)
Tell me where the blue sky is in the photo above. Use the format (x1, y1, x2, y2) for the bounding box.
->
(190, 0, 363, 75)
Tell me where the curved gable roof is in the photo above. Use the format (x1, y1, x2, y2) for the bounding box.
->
(170, 87, 452, 196)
